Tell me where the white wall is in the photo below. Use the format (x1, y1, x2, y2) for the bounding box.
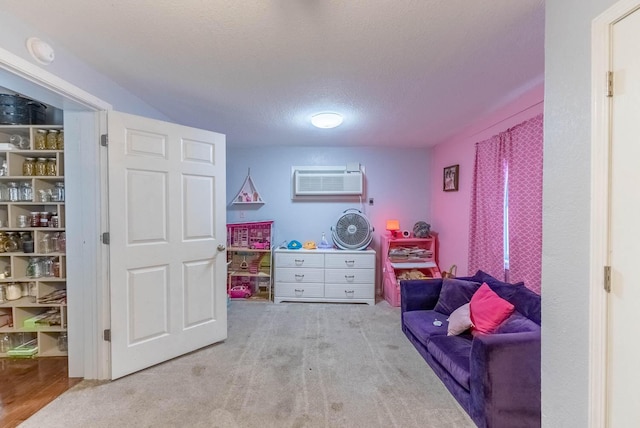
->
(227, 146, 432, 292)
(0, 11, 169, 120)
(543, 0, 617, 426)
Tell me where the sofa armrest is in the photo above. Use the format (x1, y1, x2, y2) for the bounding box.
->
(400, 279, 443, 313)
(469, 331, 541, 427)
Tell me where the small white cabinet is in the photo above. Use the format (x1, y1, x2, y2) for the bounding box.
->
(274, 248, 375, 305)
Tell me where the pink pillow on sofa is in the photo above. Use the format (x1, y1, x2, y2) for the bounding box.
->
(469, 283, 515, 334)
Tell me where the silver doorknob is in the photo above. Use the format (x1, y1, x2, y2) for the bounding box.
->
(217, 244, 226, 251)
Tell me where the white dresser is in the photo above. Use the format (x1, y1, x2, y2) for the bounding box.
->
(273, 248, 376, 305)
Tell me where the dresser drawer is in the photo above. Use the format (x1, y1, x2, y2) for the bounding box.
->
(325, 268, 375, 284)
(325, 253, 375, 269)
(324, 283, 374, 300)
(275, 252, 324, 268)
(275, 268, 324, 283)
(275, 283, 324, 298)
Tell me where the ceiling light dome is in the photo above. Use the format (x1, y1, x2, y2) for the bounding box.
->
(311, 112, 343, 129)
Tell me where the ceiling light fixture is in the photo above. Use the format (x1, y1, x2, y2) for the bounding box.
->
(311, 112, 343, 129)
(26, 37, 55, 65)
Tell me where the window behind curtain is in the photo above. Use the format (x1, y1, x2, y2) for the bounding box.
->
(468, 114, 543, 293)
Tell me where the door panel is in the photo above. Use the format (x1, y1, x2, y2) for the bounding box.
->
(108, 111, 226, 379)
(608, 7, 640, 426)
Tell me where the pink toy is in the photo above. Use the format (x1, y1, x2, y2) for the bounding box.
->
(229, 285, 252, 298)
(251, 241, 269, 249)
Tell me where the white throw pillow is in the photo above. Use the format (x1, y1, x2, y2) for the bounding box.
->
(447, 303, 474, 336)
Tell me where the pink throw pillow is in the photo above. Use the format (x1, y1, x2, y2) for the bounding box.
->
(469, 283, 515, 334)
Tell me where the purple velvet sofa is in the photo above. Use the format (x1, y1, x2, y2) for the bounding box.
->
(400, 271, 541, 428)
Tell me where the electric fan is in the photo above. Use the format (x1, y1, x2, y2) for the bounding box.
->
(331, 209, 374, 250)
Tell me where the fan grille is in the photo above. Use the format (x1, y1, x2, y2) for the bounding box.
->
(332, 210, 373, 250)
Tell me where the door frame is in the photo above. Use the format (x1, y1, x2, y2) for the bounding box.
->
(0, 46, 112, 379)
(590, 1, 640, 426)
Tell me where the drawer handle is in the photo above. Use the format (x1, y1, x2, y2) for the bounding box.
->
(345, 275, 355, 281)
(344, 260, 355, 266)
(294, 259, 304, 265)
(294, 288, 304, 295)
(294, 274, 305, 280)
(345, 290, 355, 295)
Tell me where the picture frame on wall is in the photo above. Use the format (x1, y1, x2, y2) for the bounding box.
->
(443, 164, 459, 192)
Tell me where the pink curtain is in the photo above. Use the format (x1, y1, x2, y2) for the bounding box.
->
(468, 114, 543, 293)
(505, 115, 543, 293)
(468, 134, 506, 279)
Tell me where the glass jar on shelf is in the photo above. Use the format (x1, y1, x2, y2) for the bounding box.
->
(57, 332, 68, 352)
(22, 157, 35, 176)
(26, 257, 42, 278)
(0, 333, 12, 353)
(6, 182, 18, 202)
(20, 182, 33, 201)
(35, 129, 48, 150)
(46, 159, 57, 176)
(56, 232, 66, 253)
(41, 257, 53, 277)
(0, 183, 7, 202)
(35, 158, 47, 176)
(0, 232, 7, 254)
(46, 130, 59, 150)
(39, 232, 53, 254)
(20, 232, 33, 253)
(4, 232, 19, 253)
(56, 130, 64, 150)
(52, 182, 65, 202)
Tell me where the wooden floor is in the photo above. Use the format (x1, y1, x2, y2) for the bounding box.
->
(0, 357, 80, 428)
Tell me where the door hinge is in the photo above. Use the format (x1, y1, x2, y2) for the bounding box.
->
(604, 265, 612, 293)
(100, 134, 108, 147)
(102, 232, 110, 245)
(606, 71, 614, 98)
(103, 329, 111, 342)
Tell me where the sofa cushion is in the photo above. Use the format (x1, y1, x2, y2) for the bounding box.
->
(495, 311, 540, 334)
(470, 283, 515, 334)
(507, 286, 541, 325)
(403, 310, 448, 346)
(434, 278, 481, 315)
(469, 270, 524, 301)
(447, 303, 474, 336)
(426, 335, 472, 391)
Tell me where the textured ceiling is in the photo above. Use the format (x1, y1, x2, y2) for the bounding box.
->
(2, 0, 544, 148)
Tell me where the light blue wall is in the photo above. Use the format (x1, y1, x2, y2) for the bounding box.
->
(543, 0, 618, 426)
(227, 146, 432, 271)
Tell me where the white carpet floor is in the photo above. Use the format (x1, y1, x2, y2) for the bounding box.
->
(20, 300, 474, 428)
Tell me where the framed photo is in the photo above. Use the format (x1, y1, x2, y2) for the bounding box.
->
(443, 164, 459, 192)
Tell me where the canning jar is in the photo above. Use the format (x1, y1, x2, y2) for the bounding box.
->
(56, 130, 64, 150)
(26, 257, 42, 278)
(4, 232, 19, 252)
(35, 129, 47, 150)
(35, 158, 47, 176)
(46, 130, 58, 150)
(6, 182, 18, 202)
(29, 212, 40, 227)
(0, 232, 5, 254)
(20, 182, 33, 201)
(22, 157, 35, 176)
(53, 182, 65, 202)
(20, 232, 33, 253)
(6, 283, 22, 300)
(46, 159, 57, 176)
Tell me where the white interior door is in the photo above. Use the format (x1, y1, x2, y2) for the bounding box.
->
(607, 6, 640, 426)
(107, 111, 227, 379)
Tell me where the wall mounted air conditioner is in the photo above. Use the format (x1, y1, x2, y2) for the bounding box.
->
(292, 164, 364, 196)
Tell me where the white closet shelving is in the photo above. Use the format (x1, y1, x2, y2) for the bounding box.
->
(0, 124, 67, 358)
